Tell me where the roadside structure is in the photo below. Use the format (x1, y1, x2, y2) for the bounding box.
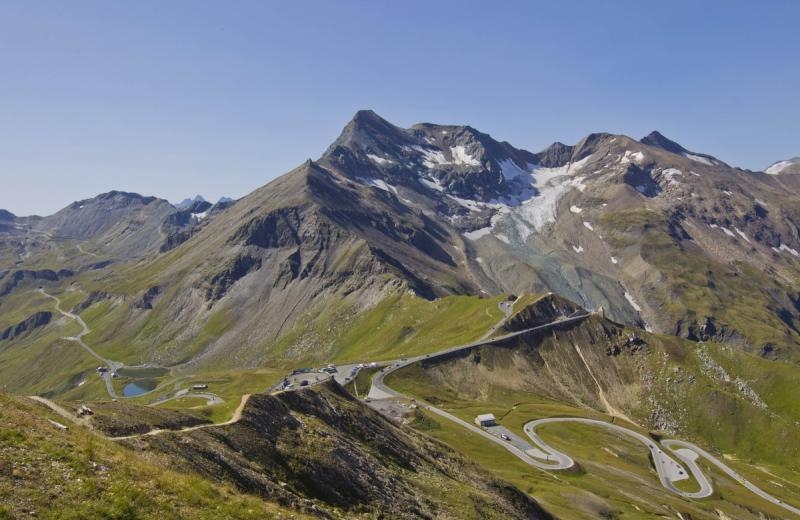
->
(475, 413, 497, 427)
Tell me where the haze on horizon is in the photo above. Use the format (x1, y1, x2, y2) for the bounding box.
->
(1, 0, 798, 216)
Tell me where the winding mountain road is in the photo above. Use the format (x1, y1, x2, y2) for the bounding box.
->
(39, 288, 224, 407)
(39, 288, 121, 399)
(370, 311, 800, 516)
(523, 418, 712, 498)
(28, 293, 799, 516)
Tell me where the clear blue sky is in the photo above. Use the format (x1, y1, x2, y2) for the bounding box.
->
(1, 1, 798, 216)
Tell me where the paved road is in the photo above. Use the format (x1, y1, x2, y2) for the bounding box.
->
(523, 418, 711, 499)
(524, 419, 799, 515)
(369, 311, 591, 400)
(663, 439, 800, 516)
(367, 310, 593, 472)
(31, 291, 798, 516)
(39, 288, 225, 407)
(39, 288, 121, 399)
(369, 309, 800, 516)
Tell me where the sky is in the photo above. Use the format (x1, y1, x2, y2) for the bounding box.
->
(1, 1, 798, 216)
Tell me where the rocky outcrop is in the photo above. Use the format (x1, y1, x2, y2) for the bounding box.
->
(0, 311, 52, 341)
(502, 294, 583, 333)
(204, 253, 263, 301)
(125, 382, 554, 519)
(74, 291, 111, 312)
(229, 208, 302, 249)
(0, 269, 74, 297)
(134, 285, 162, 310)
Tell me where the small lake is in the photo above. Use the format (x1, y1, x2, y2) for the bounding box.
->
(122, 378, 157, 397)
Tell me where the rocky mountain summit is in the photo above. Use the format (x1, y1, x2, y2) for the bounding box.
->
(1, 110, 799, 373)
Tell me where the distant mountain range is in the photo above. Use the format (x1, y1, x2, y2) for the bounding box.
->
(174, 195, 234, 210)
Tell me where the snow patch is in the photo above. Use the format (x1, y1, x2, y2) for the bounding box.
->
(661, 168, 683, 186)
(448, 195, 482, 212)
(450, 146, 481, 166)
(689, 171, 701, 177)
(624, 292, 642, 312)
(683, 153, 714, 166)
(192, 211, 209, 220)
(366, 154, 394, 166)
(765, 160, 793, 175)
(358, 177, 398, 194)
(464, 227, 492, 240)
(419, 177, 445, 192)
(413, 146, 449, 169)
(583, 221, 594, 231)
(734, 227, 751, 243)
(777, 243, 800, 257)
(621, 150, 645, 165)
(498, 158, 530, 180)
(721, 190, 733, 196)
(709, 223, 735, 238)
(611, 256, 619, 265)
(569, 205, 583, 214)
(495, 233, 510, 244)
(572, 245, 584, 253)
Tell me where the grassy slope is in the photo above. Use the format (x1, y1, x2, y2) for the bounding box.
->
(0, 394, 307, 520)
(600, 207, 800, 361)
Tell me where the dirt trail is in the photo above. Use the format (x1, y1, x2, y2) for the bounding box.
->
(573, 344, 637, 426)
(27, 395, 92, 429)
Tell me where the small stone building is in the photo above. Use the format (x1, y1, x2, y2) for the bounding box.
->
(474, 413, 497, 427)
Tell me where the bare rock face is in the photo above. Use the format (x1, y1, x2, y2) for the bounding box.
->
(0, 311, 52, 340)
(133, 285, 162, 310)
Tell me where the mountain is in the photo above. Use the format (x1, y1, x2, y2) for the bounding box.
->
(174, 194, 207, 210)
(2, 110, 800, 518)
(0, 209, 14, 233)
(2, 111, 799, 370)
(639, 130, 726, 167)
(765, 156, 800, 175)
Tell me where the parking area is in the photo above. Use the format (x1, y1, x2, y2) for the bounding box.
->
(280, 370, 331, 390)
